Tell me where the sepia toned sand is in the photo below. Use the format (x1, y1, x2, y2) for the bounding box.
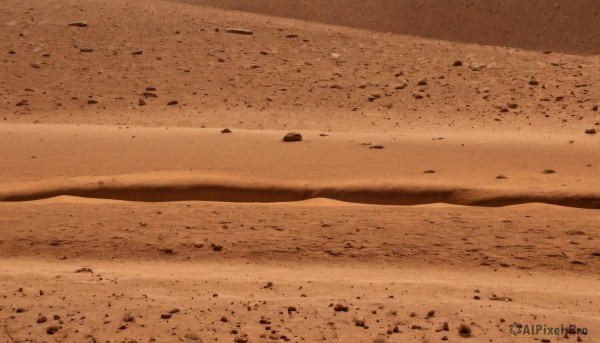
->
(0, 0, 599, 342)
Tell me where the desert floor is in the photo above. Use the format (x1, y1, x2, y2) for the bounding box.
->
(0, 0, 599, 342)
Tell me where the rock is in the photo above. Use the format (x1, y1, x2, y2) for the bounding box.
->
(184, 333, 199, 341)
(417, 79, 428, 86)
(234, 338, 249, 343)
(394, 83, 407, 90)
(80, 48, 93, 53)
(355, 319, 365, 327)
(221, 128, 232, 133)
(169, 308, 180, 314)
(458, 323, 472, 337)
(285, 34, 298, 38)
(287, 306, 297, 313)
(426, 310, 435, 318)
(16, 100, 28, 106)
(443, 322, 449, 331)
(542, 169, 556, 174)
(87, 99, 98, 104)
(593, 105, 598, 111)
(260, 50, 269, 55)
(496, 175, 508, 179)
(167, 100, 178, 106)
(68, 22, 88, 27)
(37, 315, 48, 324)
(585, 128, 597, 134)
(424, 170, 436, 174)
(132, 51, 143, 55)
(161, 313, 172, 319)
(75, 267, 93, 273)
(15, 308, 27, 313)
(529, 79, 540, 86)
(453, 60, 463, 66)
(507, 103, 519, 109)
(369, 145, 384, 150)
(220, 316, 228, 322)
(333, 304, 348, 312)
(46, 325, 60, 335)
(224, 28, 253, 35)
(211, 244, 223, 251)
(283, 132, 302, 142)
(331, 53, 340, 59)
(138, 98, 146, 106)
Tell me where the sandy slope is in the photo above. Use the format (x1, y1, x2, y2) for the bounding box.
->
(0, 0, 599, 342)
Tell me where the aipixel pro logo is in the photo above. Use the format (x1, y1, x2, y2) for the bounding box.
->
(509, 323, 589, 336)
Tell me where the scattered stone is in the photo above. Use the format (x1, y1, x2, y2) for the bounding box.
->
(285, 34, 298, 38)
(37, 315, 48, 324)
(585, 128, 597, 135)
(443, 322, 449, 331)
(211, 244, 223, 251)
(221, 128, 232, 133)
(161, 313, 172, 319)
(369, 145, 384, 150)
(507, 103, 519, 109)
(331, 53, 340, 59)
(426, 310, 435, 318)
(15, 308, 27, 313)
(333, 304, 348, 312)
(529, 79, 540, 86)
(496, 175, 508, 179)
(132, 51, 143, 55)
(287, 306, 297, 313)
(80, 48, 93, 53)
(424, 170, 436, 174)
(138, 98, 146, 106)
(159, 248, 174, 255)
(417, 79, 428, 86)
(220, 316, 228, 322)
(87, 99, 97, 104)
(169, 308, 180, 314)
(234, 338, 249, 343)
(593, 105, 598, 112)
(263, 282, 274, 289)
(68, 22, 88, 27)
(542, 169, 556, 174)
(16, 100, 28, 106)
(355, 319, 365, 327)
(143, 92, 157, 98)
(167, 100, 178, 106)
(260, 50, 269, 55)
(453, 60, 463, 66)
(224, 28, 253, 35)
(283, 132, 302, 142)
(75, 267, 93, 273)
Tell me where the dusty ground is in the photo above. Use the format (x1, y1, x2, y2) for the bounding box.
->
(0, 0, 599, 342)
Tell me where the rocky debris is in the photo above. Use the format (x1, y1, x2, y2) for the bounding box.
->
(68, 22, 88, 27)
(333, 304, 348, 312)
(369, 145, 384, 149)
(542, 169, 556, 174)
(426, 310, 435, 318)
(394, 83, 407, 90)
(224, 28, 253, 35)
(424, 170, 436, 174)
(146, 87, 157, 91)
(75, 267, 93, 273)
(354, 319, 366, 327)
(507, 103, 519, 109)
(287, 306, 297, 313)
(285, 33, 298, 38)
(443, 322, 450, 331)
(263, 281, 274, 289)
(159, 248, 174, 255)
(80, 48, 93, 53)
(496, 175, 508, 179)
(167, 100, 178, 106)
(585, 128, 597, 134)
(87, 99, 98, 104)
(417, 79, 428, 86)
(15, 308, 27, 313)
(453, 60, 463, 66)
(131, 50, 144, 55)
(211, 244, 223, 251)
(37, 315, 48, 324)
(469, 63, 487, 71)
(143, 92, 157, 98)
(221, 128, 232, 133)
(138, 98, 146, 106)
(16, 100, 28, 106)
(220, 316, 228, 322)
(330, 53, 340, 59)
(234, 338, 249, 343)
(529, 79, 540, 86)
(283, 132, 302, 142)
(259, 50, 269, 55)
(593, 105, 598, 111)
(160, 313, 172, 319)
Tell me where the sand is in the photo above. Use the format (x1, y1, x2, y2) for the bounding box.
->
(0, 0, 599, 342)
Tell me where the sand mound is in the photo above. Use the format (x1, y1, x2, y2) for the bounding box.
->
(187, 0, 600, 55)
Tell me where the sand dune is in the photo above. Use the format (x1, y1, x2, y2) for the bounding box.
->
(186, 0, 600, 55)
